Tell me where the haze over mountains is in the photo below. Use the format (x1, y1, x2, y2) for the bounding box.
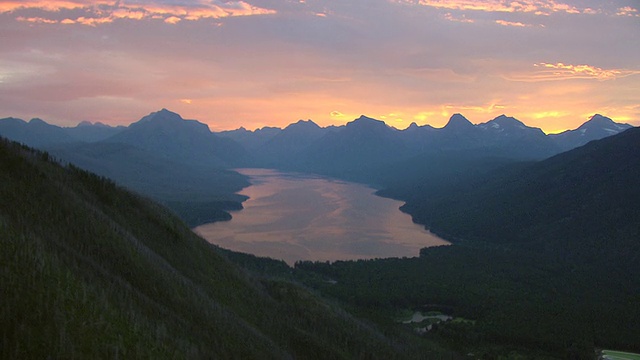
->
(0, 109, 632, 225)
(221, 112, 632, 168)
(0, 109, 631, 177)
(1, 109, 630, 161)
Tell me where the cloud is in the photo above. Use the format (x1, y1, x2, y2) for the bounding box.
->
(0, 1, 103, 12)
(524, 63, 640, 81)
(164, 16, 181, 24)
(495, 19, 529, 27)
(531, 111, 569, 119)
(443, 102, 506, 114)
(442, 12, 474, 23)
(397, 0, 638, 17)
(407, 0, 581, 15)
(16, 16, 58, 24)
(1, 0, 276, 26)
(617, 6, 639, 17)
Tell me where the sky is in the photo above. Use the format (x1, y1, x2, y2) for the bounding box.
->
(1, 0, 639, 133)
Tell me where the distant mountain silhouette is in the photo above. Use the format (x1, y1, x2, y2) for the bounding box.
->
(2, 111, 631, 170)
(443, 113, 475, 131)
(0, 117, 74, 147)
(1, 109, 633, 224)
(301, 115, 410, 177)
(255, 119, 331, 167)
(476, 115, 559, 158)
(550, 114, 632, 152)
(400, 122, 437, 151)
(65, 121, 125, 142)
(0, 110, 251, 168)
(105, 109, 248, 167)
(0, 117, 123, 145)
(218, 126, 280, 151)
(230, 113, 620, 182)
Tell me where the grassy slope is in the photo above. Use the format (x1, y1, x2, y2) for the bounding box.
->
(0, 139, 452, 359)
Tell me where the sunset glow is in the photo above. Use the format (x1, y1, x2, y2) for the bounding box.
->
(1, 0, 638, 132)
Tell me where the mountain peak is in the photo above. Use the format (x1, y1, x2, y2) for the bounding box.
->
(478, 115, 547, 143)
(583, 114, 615, 127)
(347, 115, 387, 129)
(29, 118, 48, 125)
(286, 119, 320, 130)
(407, 122, 420, 130)
(443, 114, 473, 130)
(589, 113, 608, 120)
(116, 109, 216, 144)
(577, 114, 631, 134)
(0, 117, 26, 125)
(137, 108, 183, 124)
(550, 114, 633, 151)
(489, 115, 528, 128)
(77, 120, 94, 127)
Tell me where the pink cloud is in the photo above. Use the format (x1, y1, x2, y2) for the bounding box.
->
(0, 0, 276, 26)
(15, 16, 58, 24)
(406, 0, 596, 15)
(0, 1, 114, 12)
(616, 6, 639, 17)
(507, 63, 640, 82)
(495, 19, 528, 27)
(443, 12, 475, 23)
(164, 16, 181, 24)
(536, 63, 640, 81)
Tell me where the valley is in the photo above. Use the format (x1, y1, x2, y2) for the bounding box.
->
(1, 109, 638, 358)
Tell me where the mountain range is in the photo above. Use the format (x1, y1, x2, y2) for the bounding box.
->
(220, 112, 630, 164)
(1, 110, 631, 167)
(0, 117, 124, 146)
(0, 110, 633, 223)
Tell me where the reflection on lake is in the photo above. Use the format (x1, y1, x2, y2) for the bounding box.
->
(194, 169, 449, 265)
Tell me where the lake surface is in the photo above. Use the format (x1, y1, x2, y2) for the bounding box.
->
(194, 169, 449, 265)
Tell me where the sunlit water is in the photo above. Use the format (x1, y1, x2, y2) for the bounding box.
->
(194, 168, 449, 265)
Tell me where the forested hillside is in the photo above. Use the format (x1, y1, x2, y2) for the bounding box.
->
(296, 128, 640, 358)
(400, 127, 640, 268)
(0, 138, 453, 359)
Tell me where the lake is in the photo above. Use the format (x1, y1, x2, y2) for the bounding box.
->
(194, 168, 449, 265)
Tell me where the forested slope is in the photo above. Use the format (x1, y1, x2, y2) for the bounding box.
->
(0, 139, 451, 359)
(401, 127, 640, 268)
(296, 128, 640, 358)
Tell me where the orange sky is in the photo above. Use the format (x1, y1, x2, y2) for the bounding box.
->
(1, 0, 639, 133)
